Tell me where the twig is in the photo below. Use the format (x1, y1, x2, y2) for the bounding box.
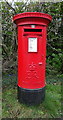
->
(47, 43, 59, 53)
(5, 0, 16, 14)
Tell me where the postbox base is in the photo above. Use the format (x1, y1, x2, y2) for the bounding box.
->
(17, 86, 45, 105)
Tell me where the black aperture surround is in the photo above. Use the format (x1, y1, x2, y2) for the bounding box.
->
(24, 29, 42, 32)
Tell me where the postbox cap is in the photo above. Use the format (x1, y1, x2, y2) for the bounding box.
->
(13, 12, 52, 26)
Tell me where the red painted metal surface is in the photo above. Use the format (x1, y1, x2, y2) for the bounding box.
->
(13, 12, 52, 89)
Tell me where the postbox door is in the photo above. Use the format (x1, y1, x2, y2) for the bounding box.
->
(18, 26, 47, 89)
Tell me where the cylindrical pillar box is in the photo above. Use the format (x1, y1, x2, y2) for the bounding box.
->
(13, 12, 52, 105)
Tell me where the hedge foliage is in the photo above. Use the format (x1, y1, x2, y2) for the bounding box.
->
(2, 1, 63, 75)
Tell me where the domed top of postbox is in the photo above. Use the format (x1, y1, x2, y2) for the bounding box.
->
(13, 12, 52, 26)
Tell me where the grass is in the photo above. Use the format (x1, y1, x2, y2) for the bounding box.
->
(2, 74, 62, 118)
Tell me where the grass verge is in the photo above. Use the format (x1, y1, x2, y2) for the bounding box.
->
(2, 83, 61, 118)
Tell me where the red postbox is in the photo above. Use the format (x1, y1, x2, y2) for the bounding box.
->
(13, 12, 52, 105)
